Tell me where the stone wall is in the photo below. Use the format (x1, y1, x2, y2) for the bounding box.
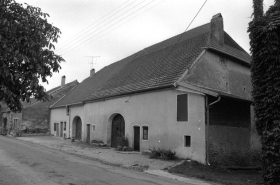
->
(208, 96, 251, 166)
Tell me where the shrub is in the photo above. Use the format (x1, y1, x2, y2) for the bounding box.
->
(161, 149, 176, 160)
(150, 148, 162, 159)
(116, 136, 129, 147)
(115, 145, 133, 151)
(149, 148, 176, 160)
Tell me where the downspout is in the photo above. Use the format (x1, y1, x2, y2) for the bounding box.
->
(67, 105, 71, 139)
(206, 95, 221, 165)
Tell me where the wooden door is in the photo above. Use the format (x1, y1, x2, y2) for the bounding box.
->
(56, 123, 59, 137)
(60, 122, 63, 137)
(134, 126, 140, 151)
(86, 124, 90, 143)
(111, 114, 125, 148)
(76, 118, 82, 140)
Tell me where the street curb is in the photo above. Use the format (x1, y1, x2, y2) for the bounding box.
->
(144, 170, 214, 185)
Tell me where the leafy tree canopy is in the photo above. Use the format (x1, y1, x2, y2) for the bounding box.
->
(0, 0, 64, 112)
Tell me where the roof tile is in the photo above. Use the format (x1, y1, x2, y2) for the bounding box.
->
(52, 20, 251, 106)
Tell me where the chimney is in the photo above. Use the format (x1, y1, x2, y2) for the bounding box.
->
(61, 75, 65, 87)
(211, 13, 224, 46)
(90, 68, 95, 77)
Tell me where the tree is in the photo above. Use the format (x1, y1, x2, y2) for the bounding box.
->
(0, 0, 64, 112)
(248, 0, 280, 184)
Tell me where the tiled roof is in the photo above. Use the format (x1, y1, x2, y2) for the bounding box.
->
(52, 53, 138, 107)
(86, 33, 209, 101)
(21, 80, 78, 108)
(52, 20, 251, 107)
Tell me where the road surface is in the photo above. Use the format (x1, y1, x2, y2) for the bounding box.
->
(0, 136, 188, 185)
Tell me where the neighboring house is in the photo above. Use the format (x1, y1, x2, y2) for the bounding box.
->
(50, 14, 254, 166)
(1, 76, 78, 132)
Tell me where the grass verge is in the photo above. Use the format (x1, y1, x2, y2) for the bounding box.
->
(168, 160, 263, 185)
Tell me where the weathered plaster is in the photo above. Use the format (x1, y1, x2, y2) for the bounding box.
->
(183, 50, 252, 100)
(50, 108, 69, 138)
(61, 89, 207, 163)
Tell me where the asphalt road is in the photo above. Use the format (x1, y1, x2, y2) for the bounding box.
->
(0, 136, 188, 185)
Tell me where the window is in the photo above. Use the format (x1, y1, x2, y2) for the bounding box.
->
(64, 122, 66, 131)
(92, 125, 95, 132)
(54, 123, 56, 131)
(177, 94, 188, 121)
(142, 126, 148, 140)
(184, 135, 191, 147)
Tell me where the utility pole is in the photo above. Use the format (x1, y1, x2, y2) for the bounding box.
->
(84, 56, 100, 69)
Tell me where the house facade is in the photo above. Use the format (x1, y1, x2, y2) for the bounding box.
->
(1, 76, 78, 132)
(50, 14, 254, 166)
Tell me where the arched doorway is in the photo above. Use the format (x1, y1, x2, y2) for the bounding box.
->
(111, 114, 125, 148)
(72, 116, 82, 140)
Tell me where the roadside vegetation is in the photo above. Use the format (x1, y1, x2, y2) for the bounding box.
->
(169, 160, 262, 185)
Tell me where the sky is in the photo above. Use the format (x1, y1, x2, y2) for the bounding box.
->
(16, 0, 275, 91)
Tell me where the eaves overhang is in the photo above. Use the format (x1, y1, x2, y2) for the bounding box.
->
(176, 82, 219, 97)
(50, 102, 84, 109)
(176, 81, 252, 102)
(83, 85, 175, 104)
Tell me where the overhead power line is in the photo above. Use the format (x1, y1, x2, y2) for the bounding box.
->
(161, 0, 208, 59)
(57, 0, 131, 50)
(85, 0, 165, 43)
(60, 0, 161, 56)
(149, 0, 208, 76)
(57, 0, 150, 55)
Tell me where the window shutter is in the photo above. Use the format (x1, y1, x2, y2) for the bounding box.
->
(177, 94, 188, 121)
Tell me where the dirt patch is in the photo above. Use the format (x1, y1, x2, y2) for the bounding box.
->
(168, 160, 263, 185)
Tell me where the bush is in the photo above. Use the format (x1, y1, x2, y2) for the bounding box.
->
(116, 136, 129, 147)
(150, 148, 162, 158)
(115, 145, 133, 151)
(150, 148, 176, 160)
(161, 149, 176, 160)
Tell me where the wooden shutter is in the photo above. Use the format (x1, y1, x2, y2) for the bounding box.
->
(177, 94, 188, 121)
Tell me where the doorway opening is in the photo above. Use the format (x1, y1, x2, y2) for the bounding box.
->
(72, 116, 82, 140)
(133, 126, 140, 151)
(111, 114, 125, 148)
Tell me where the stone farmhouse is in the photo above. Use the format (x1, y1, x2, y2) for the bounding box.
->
(50, 14, 254, 166)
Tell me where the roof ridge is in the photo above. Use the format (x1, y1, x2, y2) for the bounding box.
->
(23, 80, 79, 108)
(85, 33, 209, 101)
(135, 23, 210, 58)
(130, 32, 210, 63)
(47, 80, 78, 95)
(50, 80, 80, 108)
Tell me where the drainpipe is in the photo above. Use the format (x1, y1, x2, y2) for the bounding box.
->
(67, 106, 71, 139)
(206, 95, 221, 165)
